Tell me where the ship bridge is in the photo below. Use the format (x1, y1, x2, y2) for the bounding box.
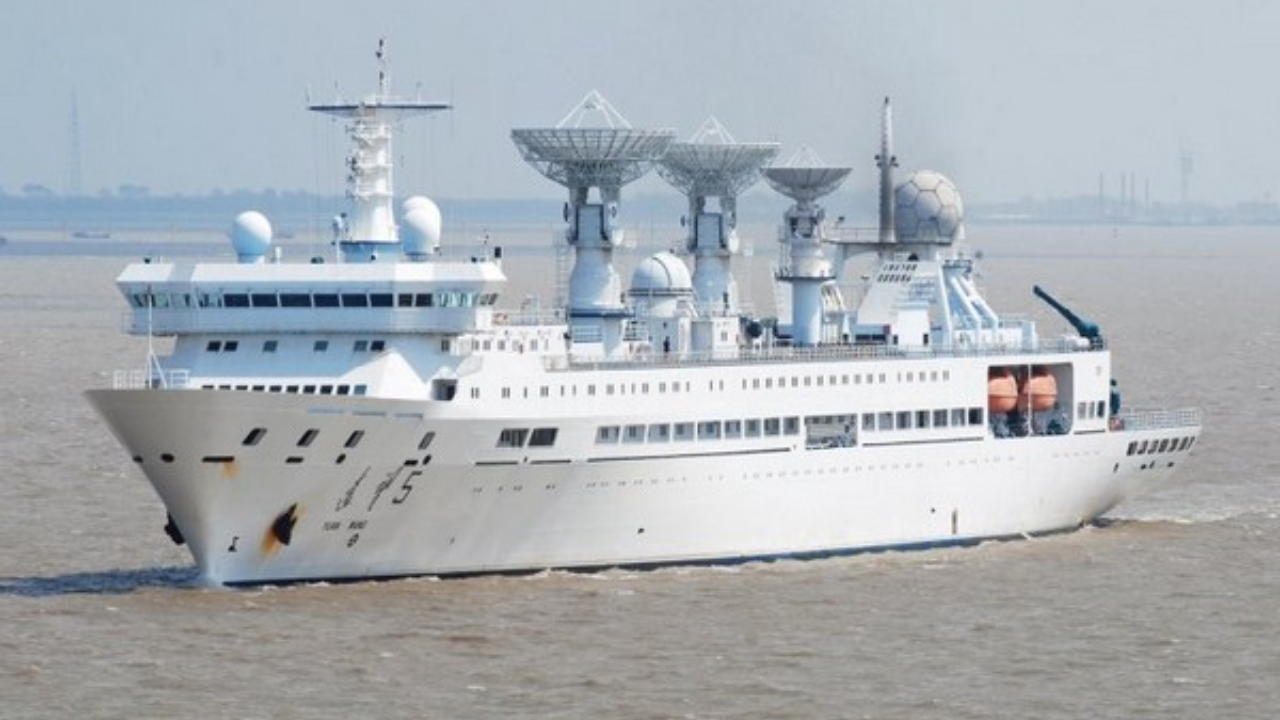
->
(117, 259, 506, 336)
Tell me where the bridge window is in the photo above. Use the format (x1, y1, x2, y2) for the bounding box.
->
(223, 293, 249, 307)
(280, 293, 311, 308)
(314, 294, 339, 308)
(340, 293, 368, 308)
(251, 293, 278, 308)
(370, 293, 393, 307)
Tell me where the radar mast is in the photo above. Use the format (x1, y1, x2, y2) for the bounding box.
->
(309, 39, 451, 262)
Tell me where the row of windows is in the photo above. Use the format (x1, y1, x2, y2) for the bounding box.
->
(205, 339, 386, 354)
(593, 408, 986, 446)
(1126, 435, 1195, 456)
(487, 369, 953, 402)
(200, 383, 369, 396)
(240, 426, 436, 451)
(496, 427, 559, 448)
(131, 289, 498, 310)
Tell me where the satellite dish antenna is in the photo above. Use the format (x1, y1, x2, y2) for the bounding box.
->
(511, 91, 674, 345)
(765, 147, 851, 347)
(656, 116, 778, 313)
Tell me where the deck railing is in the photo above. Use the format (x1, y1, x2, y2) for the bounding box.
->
(112, 368, 190, 390)
(552, 336, 1106, 372)
(1113, 408, 1203, 432)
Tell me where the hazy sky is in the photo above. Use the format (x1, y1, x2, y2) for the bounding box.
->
(4, 0, 1278, 205)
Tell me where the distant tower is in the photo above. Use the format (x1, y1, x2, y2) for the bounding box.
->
(656, 117, 778, 315)
(764, 148, 851, 347)
(66, 92, 83, 197)
(1179, 147, 1195, 212)
(512, 91, 675, 355)
(309, 40, 451, 262)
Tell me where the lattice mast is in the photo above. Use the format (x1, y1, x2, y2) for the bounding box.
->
(656, 117, 778, 315)
(512, 92, 674, 354)
(764, 147, 851, 347)
(309, 40, 451, 262)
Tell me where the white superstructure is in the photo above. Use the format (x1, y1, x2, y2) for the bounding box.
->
(88, 50, 1202, 586)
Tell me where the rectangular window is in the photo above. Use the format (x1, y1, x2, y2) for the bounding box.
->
(354, 340, 369, 352)
(344, 430, 365, 448)
(397, 293, 414, 307)
(314, 340, 329, 352)
(242, 427, 267, 446)
(745, 419, 762, 437)
(697, 421, 722, 440)
(223, 293, 250, 308)
(206, 340, 222, 352)
(262, 340, 278, 353)
(497, 428, 529, 448)
(251, 293, 279, 308)
(673, 422, 694, 441)
(369, 293, 393, 307)
(878, 412, 894, 431)
(916, 410, 930, 429)
(280, 293, 311, 308)
(370, 340, 385, 352)
(623, 425, 645, 443)
(724, 420, 742, 438)
(783, 417, 800, 435)
(313, 294, 340, 308)
(528, 428, 557, 447)
(596, 426, 620, 444)
(340, 293, 369, 308)
(223, 340, 239, 352)
(862, 414, 876, 432)
(968, 407, 985, 426)
(764, 418, 781, 436)
(648, 423, 670, 442)
(418, 431, 436, 450)
(933, 409, 949, 428)
(416, 293, 434, 307)
(298, 429, 319, 447)
(952, 408, 967, 426)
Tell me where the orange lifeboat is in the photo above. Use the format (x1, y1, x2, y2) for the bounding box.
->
(988, 368, 1018, 414)
(1019, 367, 1058, 411)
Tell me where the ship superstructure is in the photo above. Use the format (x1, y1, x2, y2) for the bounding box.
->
(88, 50, 1201, 586)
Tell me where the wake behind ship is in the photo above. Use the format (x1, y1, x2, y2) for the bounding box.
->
(88, 48, 1201, 586)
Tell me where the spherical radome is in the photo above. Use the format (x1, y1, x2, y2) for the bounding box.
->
(894, 170, 964, 243)
(400, 198, 442, 257)
(229, 210, 273, 259)
(630, 251, 693, 294)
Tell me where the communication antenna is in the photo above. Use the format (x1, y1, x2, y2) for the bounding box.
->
(656, 117, 778, 314)
(764, 147, 851, 347)
(308, 39, 452, 262)
(512, 91, 674, 353)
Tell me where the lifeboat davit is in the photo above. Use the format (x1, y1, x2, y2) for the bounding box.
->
(988, 368, 1018, 414)
(1019, 367, 1058, 411)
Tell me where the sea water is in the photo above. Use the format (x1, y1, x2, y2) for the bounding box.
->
(1, 223, 1277, 719)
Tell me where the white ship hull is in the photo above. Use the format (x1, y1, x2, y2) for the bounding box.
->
(88, 363, 1198, 586)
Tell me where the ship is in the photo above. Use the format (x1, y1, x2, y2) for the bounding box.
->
(88, 48, 1201, 586)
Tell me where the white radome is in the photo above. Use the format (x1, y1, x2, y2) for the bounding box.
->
(894, 170, 964, 243)
(399, 197, 442, 258)
(229, 210, 273, 261)
(630, 251, 693, 295)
